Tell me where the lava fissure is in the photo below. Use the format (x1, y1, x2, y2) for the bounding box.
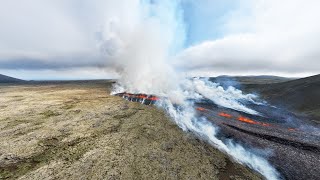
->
(115, 92, 159, 105)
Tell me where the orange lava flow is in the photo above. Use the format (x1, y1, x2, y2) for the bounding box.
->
(262, 123, 271, 127)
(148, 96, 159, 101)
(196, 107, 207, 112)
(237, 116, 272, 127)
(118, 93, 282, 130)
(194, 107, 273, 128)
(237, 116, 260, 125)
(218, 112, 233, 118)
(137, 94, 148, 99)
(118, 93, 159, 101)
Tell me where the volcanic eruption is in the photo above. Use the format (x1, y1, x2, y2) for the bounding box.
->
(102, 1, 320, 179)
(114, 80, 320, 180)
(112, 78, 281, 180)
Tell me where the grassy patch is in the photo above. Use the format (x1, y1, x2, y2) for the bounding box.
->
(61, 100, 79, 110)
(62, 104, 75, 110)
(113, 110, 137, 119)
(2, 118, 27, 130)
(0, 136, 94, 179)
(40, 110, 60, 118)
(0, 117, 10, 122)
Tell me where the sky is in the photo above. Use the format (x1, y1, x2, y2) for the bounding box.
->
(0, 0, 319, 80)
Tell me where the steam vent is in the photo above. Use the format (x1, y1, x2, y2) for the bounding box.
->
(115, 92, 159, 105)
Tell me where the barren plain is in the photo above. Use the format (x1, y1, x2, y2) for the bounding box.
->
(0, 81, 261, 180)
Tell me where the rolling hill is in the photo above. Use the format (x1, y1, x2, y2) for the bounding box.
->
(245, 74, 320, 123)
(0, 74, 25, 83)
(210, 75, 294, 85)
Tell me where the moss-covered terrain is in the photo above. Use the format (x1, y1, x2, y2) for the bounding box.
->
(0, 81, 261, 180)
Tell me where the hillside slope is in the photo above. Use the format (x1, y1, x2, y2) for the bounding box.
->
(210, 75, 293, 86)
(245, 74, 320, 123)
(0, 74, 24, 83)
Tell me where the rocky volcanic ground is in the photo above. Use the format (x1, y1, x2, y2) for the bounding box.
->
(0, 81, 261, 180)
(195, 103, 320, 180)
(115, 74, 320, 180)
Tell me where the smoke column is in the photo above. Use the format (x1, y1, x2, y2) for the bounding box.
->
(102, 1, 279, 179)
(100, 0, 184, 95)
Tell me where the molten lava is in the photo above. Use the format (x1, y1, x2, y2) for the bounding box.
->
(219, 112, 233, 118)
(196, 107, 207, 112)
(194, 106, 276, 128)
(237, 116, 271, 127)
(237, 116, 259, 125)
(262, 123, 271, 127)
(148, 96, 160, 101)
(116, 93, 282, 130)
(136, 94, 148, 99)
(115, 92, 160, 105)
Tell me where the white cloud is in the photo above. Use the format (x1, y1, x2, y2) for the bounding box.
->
(0, 0, 319, 79)
(176, 0, 320, 76)
(0, 0, 143, 70)
(0, 0, 186, 80)
(0, 67, 118, 80)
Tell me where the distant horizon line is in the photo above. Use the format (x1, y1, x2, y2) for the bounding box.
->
(2, 73, 319, 82)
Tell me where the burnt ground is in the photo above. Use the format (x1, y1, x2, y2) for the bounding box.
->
(195, 99, 320, 180)
(203, 75, 320, 179)
(0, 81, 261, 180)
(209, 74, 320, 123)
(113, 74, 320, 180)
(242, 74, 320, 124)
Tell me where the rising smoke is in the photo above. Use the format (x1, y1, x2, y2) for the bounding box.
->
(102, 1, 279, 179)
(100, 0, 184, 95)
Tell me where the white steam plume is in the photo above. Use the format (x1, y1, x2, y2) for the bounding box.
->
(192, 78, 261, 115)
(101, 0, 184, 95)
(102, 1, 279, 179)
(159, 97, 279, 180)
